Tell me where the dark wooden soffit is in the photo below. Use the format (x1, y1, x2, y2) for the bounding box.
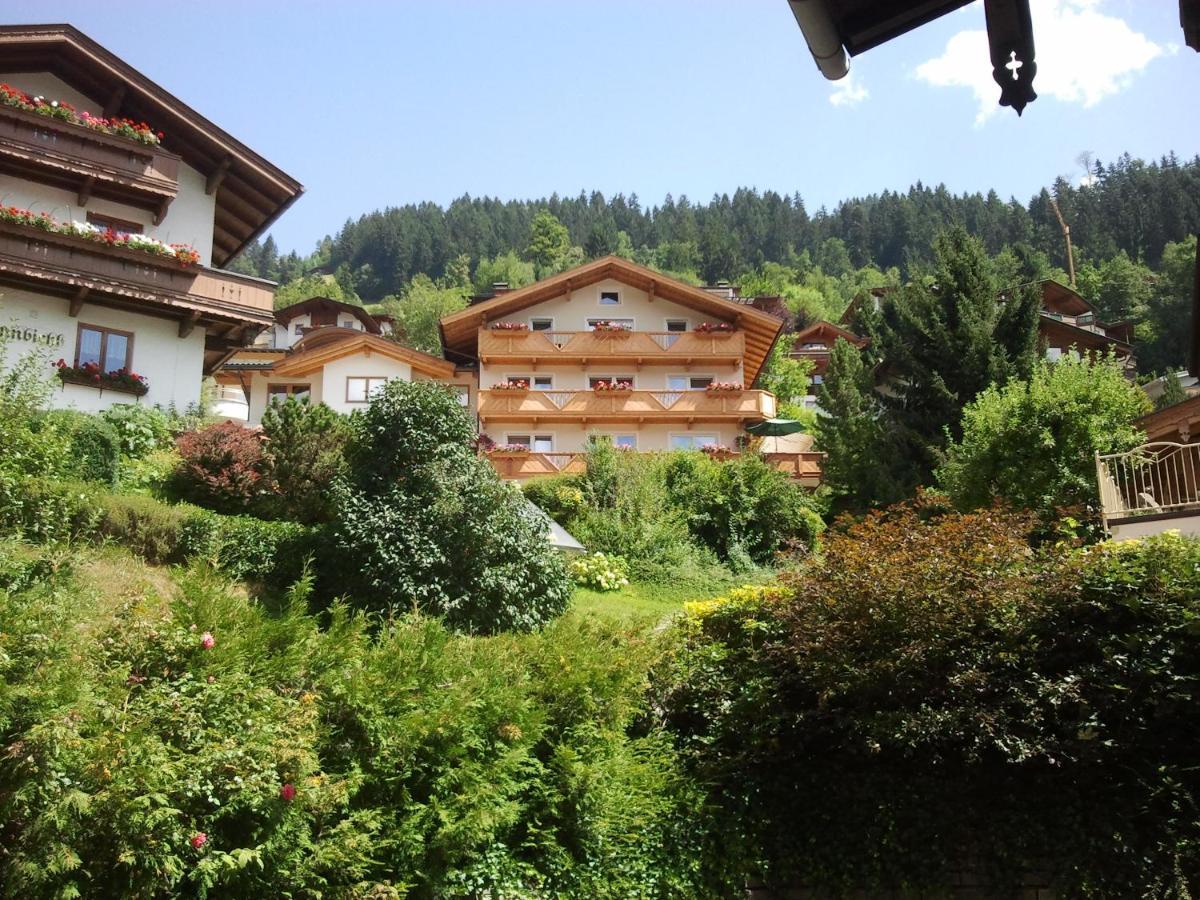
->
(0, 24, 304, 267)
(832, 1, 974, 55)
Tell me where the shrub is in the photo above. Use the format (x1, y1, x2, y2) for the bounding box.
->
(655, 504, 1200, 894)
(569, 551, 630, 591)
(938, 354, 1150, 518)
(174, 421, 266, 514)
(100, 403, 174, 457)
(522, 474, 587, 525)
(117, 447, 182, 497)
(334, 380, 571, 633)
(34, 409, 121, 485)
(0, 556, 723, 897)
(259, 397, 349, 523)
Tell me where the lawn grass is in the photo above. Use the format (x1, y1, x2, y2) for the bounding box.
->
(572, 574, 755, 625)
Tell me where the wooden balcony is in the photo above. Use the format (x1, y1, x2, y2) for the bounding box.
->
(478, 328, 745, 367)
(486, 448, 822, 483)
(0, 106, 180, 219)
(477, 388, 776, 423)
(0, 217, 274, 326)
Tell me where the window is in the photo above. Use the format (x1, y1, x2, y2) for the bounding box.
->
(293, 323, 304, 336)
(530, 317, 554, 331)
(346, 376, 388, 403)
(587, 317, 634, 331)
(599, 290, 620, 305)
(670, 433, 719, 450)
(75, 324, 132, 372)
(589, 375, 634, 388)
(267, 383, 311, 402)
(665, 319, 688, 333)
(86, 212, 143, 235)
(533, 375, 553, 390)
(507, 434, 554, 452)
(811, 374, 824, 385)
(448, 384, 470, 407)
(341, 319, 357, 329)
(667, 375, 713, 391)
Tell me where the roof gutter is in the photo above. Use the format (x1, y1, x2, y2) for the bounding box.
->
(787, 0, 849, 80)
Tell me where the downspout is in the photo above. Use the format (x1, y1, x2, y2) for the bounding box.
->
(787, 0, 849, 80)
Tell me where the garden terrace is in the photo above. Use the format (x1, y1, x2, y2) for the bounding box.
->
(477, 387, 777, 424)
(0, 216, 275, 373)
(477, 327, 746, 368)
(0, 104, 180, 219)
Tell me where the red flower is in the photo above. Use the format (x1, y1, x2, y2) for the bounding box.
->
(280, 783, 296, 803)
(200, 631, 215, 650)
(190, 833, 207, 849)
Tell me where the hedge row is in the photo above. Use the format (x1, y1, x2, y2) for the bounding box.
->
(0, 476, 315, 586)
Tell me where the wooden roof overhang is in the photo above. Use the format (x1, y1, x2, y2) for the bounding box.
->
(791, 320, 866, 348)
(1137, 395, 1200, 443)
(270, 330, 456, 380)
(1037, 279, 1095, 317)
(1039, 315, 1132, 357)
(275, 296, 383, 333)
(0, 24, 303, 267)
(440, 256, 784, 385)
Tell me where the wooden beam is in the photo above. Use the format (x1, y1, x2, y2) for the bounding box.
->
(178, 310, 201, 338)
(68, 286, 89, 317)
(77, 176, 95, 206)
(153, 197, 170, 226)
(206, 156, 232, 196)
(102, 84, 126, 118)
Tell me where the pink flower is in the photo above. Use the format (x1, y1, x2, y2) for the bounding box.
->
(190, 832, 207, 849)
(280, 783, 296, 803)
(200, 632, 215, 650)
(206, 675, 215, 684)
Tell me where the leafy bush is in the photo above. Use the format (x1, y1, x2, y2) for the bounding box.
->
(174, 421, 266, 514)
(569, 551, 630, 591)
(0, 554, 723, 897)
(259, 397, 349, 523)
(522, 474, 587, 525)
(655, 503, 1200, 894)
(100, 402, 174, 457)
(334, 380, 571, 633)
(34, 409, 121, 485)
(938, 354, 1151, 517)
(117, 447, 182, 497)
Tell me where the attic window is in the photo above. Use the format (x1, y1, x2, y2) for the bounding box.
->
(599, 290, 620, 305)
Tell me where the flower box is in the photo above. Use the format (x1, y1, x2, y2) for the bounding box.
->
(489, 321, 529, 331)
(0, 206, 200, 267)
(695, 322, 736, 335)
(706, 382, 744, 394)
(55, 360, 148, 396)
(593, 380, 634, 395)
(490, 447, 531, 457)
(1, 82, 164, 146)
(491, 380, 530, 392)
(591, 321, 632, 336)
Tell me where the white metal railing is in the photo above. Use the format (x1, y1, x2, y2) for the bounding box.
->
(1096, 442, 1200, 523)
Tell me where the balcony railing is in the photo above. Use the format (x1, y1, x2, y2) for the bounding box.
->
(0, 106, 180, 215)
(1097, 442, 1200, 524)
(485, 448, 821, 481)
(478, 328, 745, 365)
(0, 218, 274, 322)
(477, 388, 776, 421)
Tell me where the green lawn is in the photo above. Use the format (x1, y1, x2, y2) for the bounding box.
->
(571, 576, 742, 625)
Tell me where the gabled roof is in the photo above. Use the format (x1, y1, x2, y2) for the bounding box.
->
(439, 256, 785, 384)
(1137, 395, 1200, 443)
(0, 24, 303, 267)
(275, 296, 383, 333)
(271, 331, 455, 379)
(1037, 279, 1095, 317)
(792, 320, 866, 348)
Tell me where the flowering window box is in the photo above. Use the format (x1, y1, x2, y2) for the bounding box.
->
(490, 321, 529, 331)
(701, 444, 736, 459)
(591, 321, 632, 337)
(0, 206, 200, 267)
(55, 360, 148, 397)
(706, 382, 744, 394)
(0, 83, 165, 146)
(490, 446, 531, 457)
(492, 380, 530, 392)
(695, 322, 736, 335)
(593, 380, 633, 395)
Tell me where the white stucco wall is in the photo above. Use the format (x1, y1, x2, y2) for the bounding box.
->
(0, 285, 205, 412)
(244, 351, 418, 423)
(481, 422, 745, 453)
(0, 72, 217, 266)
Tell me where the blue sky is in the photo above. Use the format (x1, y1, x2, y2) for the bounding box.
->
(10, 1, 1198, 254)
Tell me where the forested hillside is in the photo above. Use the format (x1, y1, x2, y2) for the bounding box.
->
(231, 152, 1199, 373)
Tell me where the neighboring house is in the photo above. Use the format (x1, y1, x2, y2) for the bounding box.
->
(1096, 396, 1200, 541)
(256, 296, 394, 351)
(0, 24, 302, 412)
(218, 326, 466, 423)
(788, 320, 867, 409)
(439, 256, 788, 478)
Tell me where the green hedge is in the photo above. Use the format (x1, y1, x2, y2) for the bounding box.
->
(0, 477, 315, 586)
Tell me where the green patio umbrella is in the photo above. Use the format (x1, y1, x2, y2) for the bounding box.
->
(746, 418, 807, 437)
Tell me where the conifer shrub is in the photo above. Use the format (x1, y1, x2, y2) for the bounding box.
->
(259, 397, 349, 524)
(654, 503, 1200, 894)
(0, 554, 725, 897)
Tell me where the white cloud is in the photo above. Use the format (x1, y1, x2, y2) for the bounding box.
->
(829, 71, 869, 107)
(914, 0, 1164, 124)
